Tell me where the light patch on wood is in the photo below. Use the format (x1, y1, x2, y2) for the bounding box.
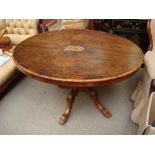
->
(65, 45, 85, 52)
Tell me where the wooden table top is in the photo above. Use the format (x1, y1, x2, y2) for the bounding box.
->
(13, 29, 144, 87)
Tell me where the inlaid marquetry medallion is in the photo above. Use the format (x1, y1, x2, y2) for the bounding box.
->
(64, 45, 85, 52)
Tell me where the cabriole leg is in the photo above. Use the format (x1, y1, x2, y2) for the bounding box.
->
(87, 88, 112, 118)
(59, 88, 78, 125)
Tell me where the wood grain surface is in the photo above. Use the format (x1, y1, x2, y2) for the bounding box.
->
(13, 29, 144, 87)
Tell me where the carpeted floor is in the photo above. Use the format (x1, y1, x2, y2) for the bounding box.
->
(0, 69, 143, 135)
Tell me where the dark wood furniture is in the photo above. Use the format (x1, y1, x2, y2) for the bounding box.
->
(146, 20, 155, 95)
(13, 29, 144, 125)
(147, 19, 153, 51)
(93, 19, 149, 53)
(0, 37, 10, 48)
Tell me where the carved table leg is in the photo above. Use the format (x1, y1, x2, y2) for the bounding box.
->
(87, 88, 112, 118)
(59, 88, 78, 125)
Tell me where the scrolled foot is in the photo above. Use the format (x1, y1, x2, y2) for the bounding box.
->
(59, 114, 68, 125)
(58, 88, 78, 125)
(87, 87, 112, 118)
(101, 109, 112, 118)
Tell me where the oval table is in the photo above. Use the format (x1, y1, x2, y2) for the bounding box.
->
(13, 29, 144, 125)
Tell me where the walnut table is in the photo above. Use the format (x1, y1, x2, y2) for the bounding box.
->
(13, 29, 144, 125)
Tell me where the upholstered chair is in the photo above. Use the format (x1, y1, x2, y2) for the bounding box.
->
(0, 19, 41, 45)
(44, 19, 60, 31)
(60, 19, 89, 29)
(131, 19, 155, 124)
(46, 19, 89, 31)
(0, 19, 42, 93)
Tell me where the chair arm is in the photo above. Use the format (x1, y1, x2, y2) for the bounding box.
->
(46, 20, 57, 27)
